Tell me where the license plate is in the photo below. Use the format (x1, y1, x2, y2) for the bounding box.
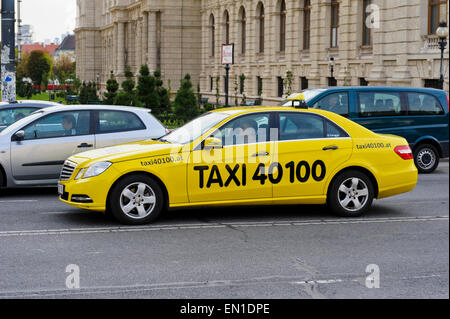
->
(58, 183, 65, 196)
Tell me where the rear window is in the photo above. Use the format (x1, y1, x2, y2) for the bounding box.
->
(358, 92, 406, 117)
(98, 111, 146, 133)
(407, 92, 444, 115)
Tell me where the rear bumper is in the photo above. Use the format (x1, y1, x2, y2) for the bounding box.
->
(440, 141, 449, 158)
(377, 163, 418, 199)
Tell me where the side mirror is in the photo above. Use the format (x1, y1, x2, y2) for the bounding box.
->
(204, 137, 223, 150)
(12, 130, 25, 142)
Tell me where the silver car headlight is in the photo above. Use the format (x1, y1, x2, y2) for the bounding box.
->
(82, 162, 112, 179)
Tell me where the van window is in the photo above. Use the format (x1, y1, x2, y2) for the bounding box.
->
(312, 92, 349, 117)
(358, 92, 406, 117)
(407, 92, 444, 115)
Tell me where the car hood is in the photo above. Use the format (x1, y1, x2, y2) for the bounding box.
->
(70, 140, 183, 166)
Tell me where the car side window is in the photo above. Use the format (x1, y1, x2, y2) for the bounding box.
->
(407, 93, 444, 115)
(22, 111, 91, 140)
(212, 113, 270, 146)
(358, 92, 406, 117)
(0, 108, 37, 126)
(326, 121, 348, 138)
(279, 113, 325, 141)
(98, 111, 146, 134)
(312, 92, 349, 117)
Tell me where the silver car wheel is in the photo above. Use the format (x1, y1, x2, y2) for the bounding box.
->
(416, 148, 436, 171)
(120, 182, 156, 219)
(338, 178, 369, 212)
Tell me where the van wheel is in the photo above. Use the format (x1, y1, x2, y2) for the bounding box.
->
(414, 144, 439, 174)
(327, 170, 374, 217)
(109, 174, 164, 225)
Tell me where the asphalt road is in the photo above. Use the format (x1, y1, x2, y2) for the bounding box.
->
(0, 161, 448, 299)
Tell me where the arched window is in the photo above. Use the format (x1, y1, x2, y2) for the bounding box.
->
(303, 0, 311, 50)
(209, 14, 215, 57)
(224, 10, 230, 44)
(362, 0, 372, 46)
(280, 0, 286, 52)
(330, 0, 339, 48)
(257, 2, 265, 53)
(239, 7, 246, 54)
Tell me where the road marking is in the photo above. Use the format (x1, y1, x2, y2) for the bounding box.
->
(0, 273, 443, 298)
(0, 216, 447, 238)
(0, 200, 39, 203)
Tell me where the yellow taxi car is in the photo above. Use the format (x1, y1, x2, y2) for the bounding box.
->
(58, 101, 418, 225)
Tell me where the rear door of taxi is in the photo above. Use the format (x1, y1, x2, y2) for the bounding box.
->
(272, 111, 353, 198)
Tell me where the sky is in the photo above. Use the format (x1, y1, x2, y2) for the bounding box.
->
(19, 0, 76, 43)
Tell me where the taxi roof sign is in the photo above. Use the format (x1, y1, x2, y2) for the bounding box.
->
(286, 93, 306, 101)
(286, 93, 308, 109)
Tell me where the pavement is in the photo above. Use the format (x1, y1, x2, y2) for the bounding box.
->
(0, 161, 448, 299)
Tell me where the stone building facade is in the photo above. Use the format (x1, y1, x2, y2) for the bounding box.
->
(75, 0, 449, 103)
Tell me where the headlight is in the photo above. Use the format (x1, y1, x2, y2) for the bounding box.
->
(75, 168, 86, 180)
(82, 162, 112, 179)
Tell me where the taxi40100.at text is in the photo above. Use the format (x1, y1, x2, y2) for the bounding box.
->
(58, 105, 418, 225)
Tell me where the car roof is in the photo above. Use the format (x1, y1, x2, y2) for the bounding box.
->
(36, 104, 152, 114)
(211, 106, 334, 117)
(302, 86, 446, 93)
(0, 100, 61, 109)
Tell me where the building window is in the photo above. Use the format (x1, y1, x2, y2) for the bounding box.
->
(424, 79, 442, 89)
(360, 78, 369, 86)
(330, 0, 339, 48)
(209, 14, 215, 57)
(257, 76, 263, 96)
(277, 77, 284, 97)
(428, 0, 446, 35)
(300, 77, 309, 90)
(224, 10, 230, 44)
(257, 2, 265, 53)
(303, 0, 311, 50)
(362, 0, 372, 46)
(328, 77, 337, 87)
(280, 0, 287, 52)
(239, 7, 246, 54)
(210, 76, 214, 91)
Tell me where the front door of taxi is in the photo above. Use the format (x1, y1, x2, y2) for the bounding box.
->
(188, 112, 275, 203)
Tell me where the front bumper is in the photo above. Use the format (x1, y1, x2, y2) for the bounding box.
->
(58, 168, 120, 212)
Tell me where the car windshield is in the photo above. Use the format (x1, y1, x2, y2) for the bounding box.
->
(0, 111, 44, 136)
(158, 112, 229, 144)
(281, 89, 327, 106)
(0, 108, 36, 131)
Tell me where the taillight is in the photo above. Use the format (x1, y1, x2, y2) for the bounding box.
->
(394, 145, 413, 160)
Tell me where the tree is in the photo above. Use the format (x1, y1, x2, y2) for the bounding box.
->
(284, 71, 294, 98)
(103, 71, 119, 105)
(79, 82, 89, 104)
(115, 66, 141, 106)
(26, 50, 52, 86)
(53, 55, 75, 84)
(174, 74, 199, 121)
(154, 70, 170, 112)
(137, 65, 159, 110)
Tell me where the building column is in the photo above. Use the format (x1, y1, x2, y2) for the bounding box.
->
(136, 20, 142, 72)
(117, 22, 126, 75)
(143, 12, 149, 65)
(148, 11, 157, 72)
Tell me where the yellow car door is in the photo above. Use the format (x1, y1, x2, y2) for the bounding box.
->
(272, 112, 353, 199)
(188, 112, 274, 203)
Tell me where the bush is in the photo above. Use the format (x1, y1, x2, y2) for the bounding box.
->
(174, 74, 199, 121)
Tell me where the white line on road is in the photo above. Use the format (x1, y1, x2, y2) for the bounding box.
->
(0, 216, 447, 238)
(0, 200, 39, 203)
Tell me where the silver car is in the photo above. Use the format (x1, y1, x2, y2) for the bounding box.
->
(0, 105, 167, 189)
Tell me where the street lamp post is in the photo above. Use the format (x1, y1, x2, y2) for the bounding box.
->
(436, 21, 449, 90)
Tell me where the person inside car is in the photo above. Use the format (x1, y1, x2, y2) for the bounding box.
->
(62, 115, 77, 136)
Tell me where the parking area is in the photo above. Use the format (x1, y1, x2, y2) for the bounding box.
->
(0, 160, 448, 299)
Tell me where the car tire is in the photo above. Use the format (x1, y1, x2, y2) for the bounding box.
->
(109, 174, 164, 225)
(413, 144, 439, 174)
(327, 170, 374, 217)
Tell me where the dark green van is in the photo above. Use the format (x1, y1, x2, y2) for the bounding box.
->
(289, 87, 449, 173)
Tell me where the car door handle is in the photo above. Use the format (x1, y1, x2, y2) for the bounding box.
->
(323, 146, 339, 151)
(252, 152, 270, 157)
(78, 143, 93, 148)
